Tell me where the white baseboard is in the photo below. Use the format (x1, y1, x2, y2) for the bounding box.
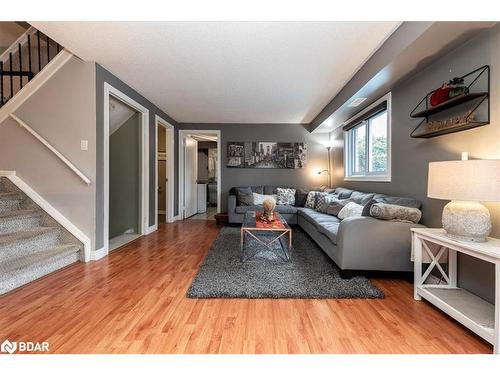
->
(91, 247, 107, 261)
(146, 224, 157, 234)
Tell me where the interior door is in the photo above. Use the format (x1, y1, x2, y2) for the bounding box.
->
(184, 136, 198, 218)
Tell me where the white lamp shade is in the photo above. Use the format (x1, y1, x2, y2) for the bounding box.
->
(428, 160, 500, 202)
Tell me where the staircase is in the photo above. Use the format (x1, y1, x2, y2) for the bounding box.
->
(1, 26, 61, 109)
(0, 177, 82, 295)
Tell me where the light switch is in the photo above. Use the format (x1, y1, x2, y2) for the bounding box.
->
(80, 140, 88, 151)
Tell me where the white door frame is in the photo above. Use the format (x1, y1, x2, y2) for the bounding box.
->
(103, 82, 149, 255)
(155, 115, 175, 226)
(178, 129, 221, 220)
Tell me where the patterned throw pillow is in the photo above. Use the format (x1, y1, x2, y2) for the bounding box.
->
(315, 192, 335, 213)
(326, 198, 352, 216)
(337, 202, 364, 220)
(276, 188, 296, 206)
(305, 191, 320, 209)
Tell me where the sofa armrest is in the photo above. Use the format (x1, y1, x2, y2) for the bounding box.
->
(228, 195, 241, 223)
(336, 216, 426, 271)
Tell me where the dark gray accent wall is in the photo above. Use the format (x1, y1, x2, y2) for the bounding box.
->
(330, 25, 500, 303)
(177, 123, 330, 212)
(95, 64, 179, 250)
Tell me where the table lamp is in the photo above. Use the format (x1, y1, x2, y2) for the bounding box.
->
(427, 159, 500, 242)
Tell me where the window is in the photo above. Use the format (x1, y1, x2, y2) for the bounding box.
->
(344, 95, 391, 181)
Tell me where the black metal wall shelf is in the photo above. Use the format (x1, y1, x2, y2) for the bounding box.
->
(410, 65, 490, 139)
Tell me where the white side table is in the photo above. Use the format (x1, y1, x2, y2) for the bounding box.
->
(411, 228, 500, 354)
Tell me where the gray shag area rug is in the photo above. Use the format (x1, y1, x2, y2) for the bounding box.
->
(187, 227, 384, 299)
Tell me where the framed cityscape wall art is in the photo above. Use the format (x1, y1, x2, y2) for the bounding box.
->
(227, 142, 307, 169)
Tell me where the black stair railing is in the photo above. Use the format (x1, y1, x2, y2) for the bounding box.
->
(0, 28, 62, 110)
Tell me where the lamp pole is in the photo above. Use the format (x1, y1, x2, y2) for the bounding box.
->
(326, 146, 331, 188)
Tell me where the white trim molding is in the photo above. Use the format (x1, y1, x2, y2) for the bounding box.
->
(10, 114, 91, 185)
(0, 171, 92, 262)
(91, 247, 107, 261)
(155, 115, 175, 226)
(103, 83, 149, 256)
(178, 129, 221, 220)
(343, 92, 392, 182)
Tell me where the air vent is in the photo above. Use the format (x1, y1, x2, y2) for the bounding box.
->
(348, 97, 367, 107)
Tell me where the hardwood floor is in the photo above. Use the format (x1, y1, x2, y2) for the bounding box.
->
(0, 221, 492, 354)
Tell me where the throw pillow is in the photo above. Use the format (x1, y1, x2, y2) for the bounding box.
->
(370, 203, 422, 224)
(295, 188, 309, 207)
(361, 198, 377, 217)
(337, 202, 364, 220)
(315, 192, 335, 213)
(253, 192, 278, 205)
(236, 187, 254, 206)
(276, 188, 296, 206)
(326, 198, 352, 216)
(305, 191, 320, 209)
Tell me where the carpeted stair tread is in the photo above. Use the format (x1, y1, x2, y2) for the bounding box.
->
(0, 244, 81, 276)
(0, 227, 59, 246)
(0, 192, 23, 201)
(0, 209, 41, 220)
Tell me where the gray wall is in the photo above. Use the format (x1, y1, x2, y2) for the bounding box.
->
(177, 123, 329, 212)
(109, 113, 140, 238)
(330, 25, 500, 303)
(0, 57, 97, 248)
(95, 64, 179, 250)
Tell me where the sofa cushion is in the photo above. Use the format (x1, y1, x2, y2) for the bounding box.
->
(316, 221, 341, 244)
(350, 191, 376, 206)
(370, 203, 422, 223)
(334, 187, 353, 199)
(314, 192, 333, 213)
(338, 202, 364, 220)
(326, 198, 352, 216)
(305, 191, 320, 209)
(235, 205, 298, 215)
(276, 188, 296, 205)
(263, 186, 278, 195)
(236, 187, 254, 206)
(297, 207, 340, 227)
(295, 188, 309, 207)
(253, 192, 277, 205)
(373, 194, 422, 209)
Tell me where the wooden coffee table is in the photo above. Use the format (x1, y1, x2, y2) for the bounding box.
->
(240, 211, 292, 262)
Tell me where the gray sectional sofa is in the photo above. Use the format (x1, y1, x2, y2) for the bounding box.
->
(228, 186, 425, 278)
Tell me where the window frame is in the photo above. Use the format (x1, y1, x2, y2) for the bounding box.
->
(344, 93, 391, 182)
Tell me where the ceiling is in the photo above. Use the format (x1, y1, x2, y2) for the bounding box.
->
(109, 96, 137, 135)
(32, 22, 399, 124)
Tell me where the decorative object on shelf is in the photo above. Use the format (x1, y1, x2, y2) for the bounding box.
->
(227, 142, 306, 169)
(261, 197, 277, 223)
(429, 77, 469, 107)
(427, 158, 500, 242)
(410, 65, 489, 138)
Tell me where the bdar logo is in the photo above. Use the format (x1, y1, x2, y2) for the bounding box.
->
(1, 339, 17, 354)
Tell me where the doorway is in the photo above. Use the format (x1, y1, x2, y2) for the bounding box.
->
(155, 115, 175, 226)
(103, 83, 149, 254)
(178, 130, 221, 220)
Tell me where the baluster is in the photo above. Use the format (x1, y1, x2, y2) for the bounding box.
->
(56, 43, 60, 53)
(46, 35, 50, 63)
(0, 61, 3, 106)
(37, 30, 41, 72)
(9, 53, 13, 100)
(18, 43, 23, 89)
(28, 34, 32, 81)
